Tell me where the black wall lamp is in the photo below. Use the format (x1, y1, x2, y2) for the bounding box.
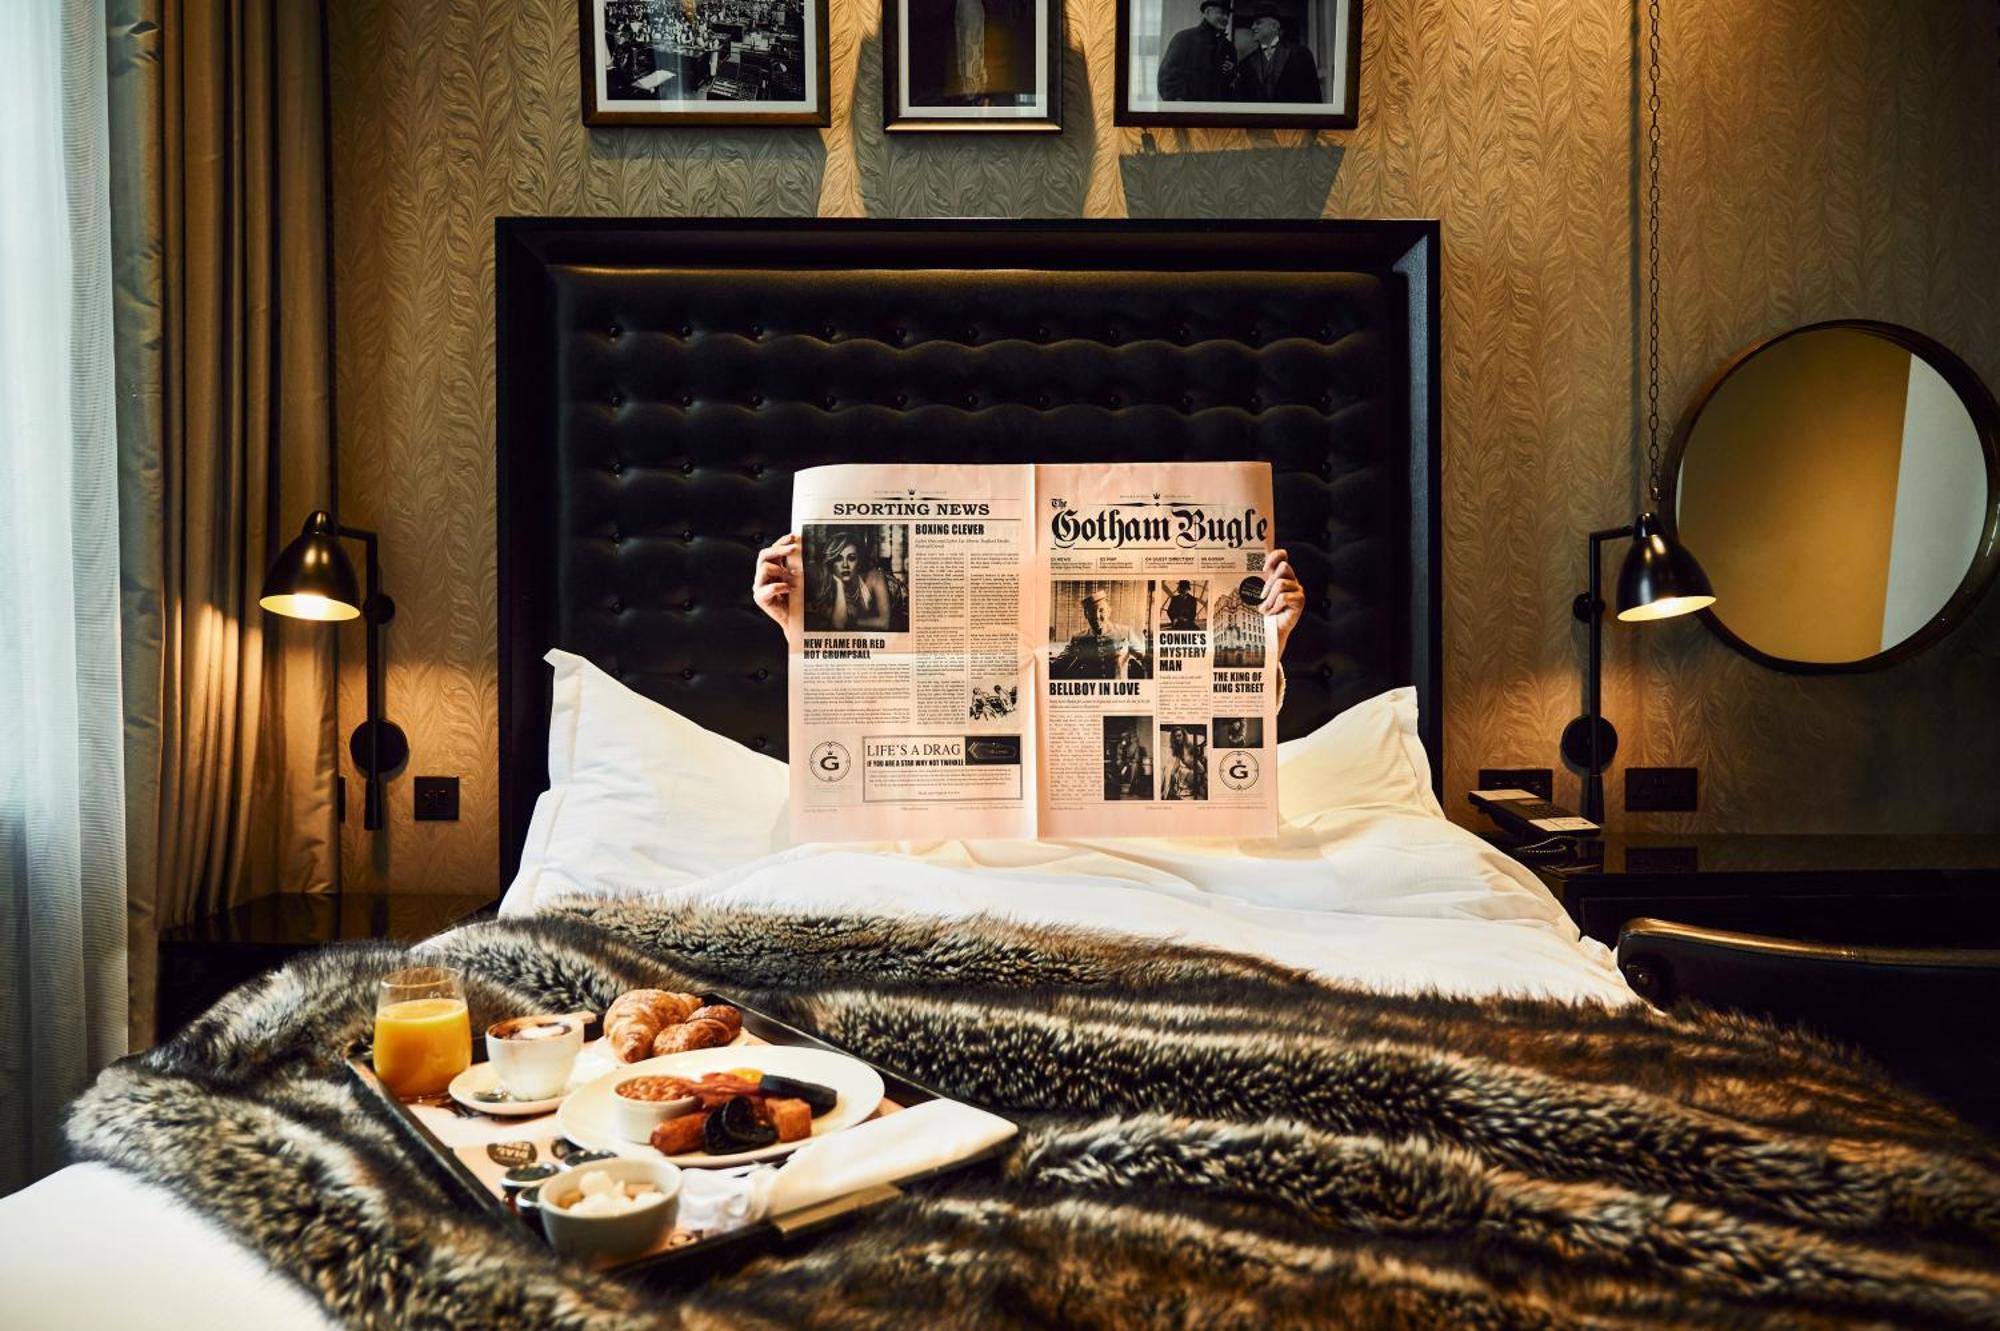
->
(1560, 0, 1715, 826)
(260, 510, 407, 830)
(1563, 514, 1714, 823)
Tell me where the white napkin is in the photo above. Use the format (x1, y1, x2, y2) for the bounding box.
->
(673, 1101, 1018, 1233)
(677, 1165, 772, 1232)
(766, 1100, 1017, 1216)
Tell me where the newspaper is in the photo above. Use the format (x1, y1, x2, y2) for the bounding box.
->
(787, 462, 1278, 842)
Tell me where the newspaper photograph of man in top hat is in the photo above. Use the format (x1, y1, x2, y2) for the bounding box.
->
(1116, 0, 1356, 127)
(1155, 0, 1235, 101)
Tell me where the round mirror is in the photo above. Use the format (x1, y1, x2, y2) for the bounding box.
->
(1663, 321, 2000, 672)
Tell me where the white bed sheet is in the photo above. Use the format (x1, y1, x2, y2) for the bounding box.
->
(0, 1162, 338, 1330)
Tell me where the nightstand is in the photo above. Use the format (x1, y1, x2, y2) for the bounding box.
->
(156, 892, 495, 1042)
(1517, 834, 2000, 948)
(1508, 834, 2000, 1134)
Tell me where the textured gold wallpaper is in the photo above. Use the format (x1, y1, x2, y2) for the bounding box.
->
(328, 0, 2000, 891)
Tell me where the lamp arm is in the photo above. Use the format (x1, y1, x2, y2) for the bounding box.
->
(1580, 524, 1632, 718)
(335, 524, 398, 831)
(1566, 525, 1633, 825)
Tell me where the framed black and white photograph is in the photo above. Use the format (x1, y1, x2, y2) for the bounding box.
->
(1115, 0, 1359, 128)
(883, 0, 1062, 132)
(581, 0, 831, 126)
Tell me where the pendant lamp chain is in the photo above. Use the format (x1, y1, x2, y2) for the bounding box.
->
(1643, 0, 1664, 504)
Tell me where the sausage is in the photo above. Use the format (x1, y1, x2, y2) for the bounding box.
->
(649, 1110, 709, 1156)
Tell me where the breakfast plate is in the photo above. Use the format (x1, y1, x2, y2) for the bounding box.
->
(556, 1045, 885, 1167)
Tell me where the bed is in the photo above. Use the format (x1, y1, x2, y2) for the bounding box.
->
(8, 220, 1994, 1329)
(487, 217, 1618, 1005)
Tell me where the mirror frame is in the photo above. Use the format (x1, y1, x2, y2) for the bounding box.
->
(1660, 319, 2000, 674)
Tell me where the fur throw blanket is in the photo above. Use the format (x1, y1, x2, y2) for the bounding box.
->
(68, 902, 2000, 1329)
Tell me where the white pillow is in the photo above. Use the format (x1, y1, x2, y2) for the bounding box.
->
(505, 653, 1447, 909)
(544, 650, 585, 785)
(501, 662, 1575, 942)
(508, 650, 789, 904)
(1276, 685, 1445, 822)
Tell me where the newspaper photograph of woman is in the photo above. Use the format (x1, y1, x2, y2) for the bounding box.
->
(1214, 715, 1264, 748)
(803, 524, 910, 632)
(1049, 580, 1153, 679)
(1102, 716, 1154, 800)
(1159, 724, 1209, 800)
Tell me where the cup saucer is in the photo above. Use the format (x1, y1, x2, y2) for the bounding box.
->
(448, 1062, 582, 1117)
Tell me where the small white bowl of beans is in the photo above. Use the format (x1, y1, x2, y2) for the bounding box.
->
(611, 1075, 699, 1143)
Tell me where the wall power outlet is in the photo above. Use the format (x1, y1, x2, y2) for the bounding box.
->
(414, 776, 460, 822)
(1477, 768, 1554, 801)
(1625, 766, 1697, 812)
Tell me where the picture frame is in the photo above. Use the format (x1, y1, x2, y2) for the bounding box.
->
(883, 0, 1063, 132)
(1114, 0, 1359, 129)
(581, 0, 832, 127)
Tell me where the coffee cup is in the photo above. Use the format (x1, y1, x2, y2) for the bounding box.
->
(486, 1013, 585, 1100)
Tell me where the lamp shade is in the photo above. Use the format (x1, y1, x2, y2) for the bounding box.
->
(260, 511, 362, 621)
(1615, 510, 1716, 622)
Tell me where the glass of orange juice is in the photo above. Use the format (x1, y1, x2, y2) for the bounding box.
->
(373, 965, 471, 1100)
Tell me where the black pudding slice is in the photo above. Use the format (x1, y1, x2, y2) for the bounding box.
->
(756, 1074, 838, 1114)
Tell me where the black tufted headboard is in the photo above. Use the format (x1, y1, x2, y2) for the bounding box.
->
(495, 218, 1440, 886)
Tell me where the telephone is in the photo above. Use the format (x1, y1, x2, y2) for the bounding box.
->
(1467, 789, 1600, 857)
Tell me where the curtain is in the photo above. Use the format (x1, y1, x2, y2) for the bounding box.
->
(0, 0, 131, 1193)
(112, 0, 341, 1049)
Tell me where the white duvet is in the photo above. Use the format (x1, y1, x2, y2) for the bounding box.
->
(502, 818, 1630, 1006)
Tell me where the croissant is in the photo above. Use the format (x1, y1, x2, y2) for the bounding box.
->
(605, 989, 701, 1063)
(653, 1018, 731, 1057)
(687, 1004, 743, 1037)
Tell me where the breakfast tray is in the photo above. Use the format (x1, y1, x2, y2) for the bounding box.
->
(344, 996, 1013, 1285)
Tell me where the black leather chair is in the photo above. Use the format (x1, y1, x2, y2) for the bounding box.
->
(1617, 918, 2000, 1134)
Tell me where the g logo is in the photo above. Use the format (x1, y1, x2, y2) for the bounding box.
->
(1220, 750, 1260, 791)
(809, 741, 851, 782)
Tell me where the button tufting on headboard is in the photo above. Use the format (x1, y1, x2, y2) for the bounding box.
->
(498, 220, 1440, 888)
